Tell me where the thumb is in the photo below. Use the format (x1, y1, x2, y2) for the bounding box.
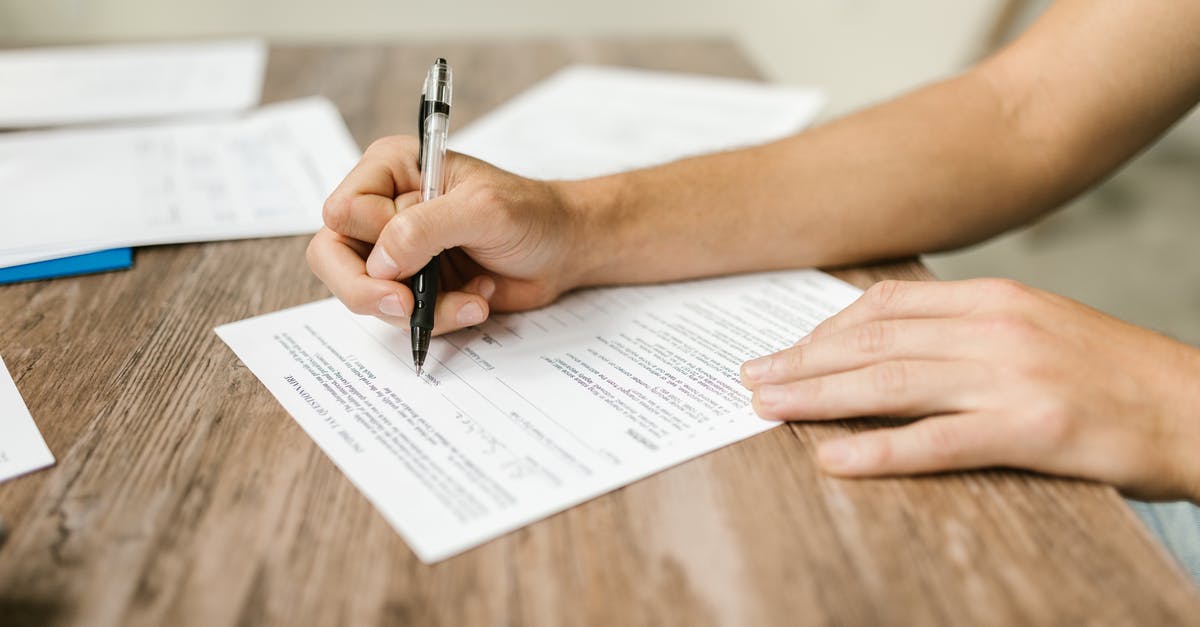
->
(364, 190, 489, 280)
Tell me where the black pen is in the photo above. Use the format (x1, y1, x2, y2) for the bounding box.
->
(411, 58, 452, 376)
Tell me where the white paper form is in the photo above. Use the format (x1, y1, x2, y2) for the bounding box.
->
(0, 39, 267, 129)
(217, 269, 862, 561)
(0, 97, 361, 268)
(449, 65, 825, 180)
(0, 355, 55, 483)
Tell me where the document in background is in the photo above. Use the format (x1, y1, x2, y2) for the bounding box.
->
(0, 39, 267, 129)
(0, 97, 361, 268)
(0, 355, 55, 484)
(450, 65, 825, 180)
(217, 270, 862, 561)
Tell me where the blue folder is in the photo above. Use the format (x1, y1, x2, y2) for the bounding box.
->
(0, 248, 133, 284)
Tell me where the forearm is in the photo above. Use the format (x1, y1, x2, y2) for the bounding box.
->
(563, 0, 1200, 287)
(563, 70, 1052, 285)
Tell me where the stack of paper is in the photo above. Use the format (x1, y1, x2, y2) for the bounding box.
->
(0, 40, 361, 283)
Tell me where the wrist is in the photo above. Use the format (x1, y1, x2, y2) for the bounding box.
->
(1162, 343, 1200, 503)
(551, 174, 641, 288)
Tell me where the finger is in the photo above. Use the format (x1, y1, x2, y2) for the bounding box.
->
(487, 276, 561, 312)
(393, 189, 422, 212)
(306, 227, 415, 318)
(815, 412, 1013, 477)
(324, 189, 423, 244)
(365, 190, 494, 281)
(309, 228, 494, 333)
(751, 360, 984, 421)
(803, 278, 1025, 344)
(742, 318, 972, 387)
(428, 278, 492, 335)
(322, 193, 390, 243)
(329, 136, 421, 201)
(322, 136, 421, 240)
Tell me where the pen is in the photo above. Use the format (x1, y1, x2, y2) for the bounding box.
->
(411, 58, 452, 376)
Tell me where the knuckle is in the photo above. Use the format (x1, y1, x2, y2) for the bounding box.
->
(919, 422, 965, 464)
(751, 390, 783, 419)
(778, 346, 804, 373)
(803, 321, 829, 343)
(871, 361, 911, 395)
(322, 193, 353, 233)
(866, 280, 905, 312)
(804, 377, 823, 399)
(855, 321, 894, 354)
(978, 277, 1030, 303)
(869, 435, 896, 468)
(365, 137, 395, 153)
(978, 313, 1038, 345)
(468, 182, 506, 214)
(304, 234, 323, 272)
(1015, 401, 1074, 450)
(366, 135, 416, 155)
(384, 215, 422, 254)
(765, 380, 818, 419)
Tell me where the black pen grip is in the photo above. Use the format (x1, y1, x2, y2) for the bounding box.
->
(410, 258, 439, 331)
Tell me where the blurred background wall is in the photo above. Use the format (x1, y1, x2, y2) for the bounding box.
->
(3, 0, 1198, 344)
(0, 0, 999, 114)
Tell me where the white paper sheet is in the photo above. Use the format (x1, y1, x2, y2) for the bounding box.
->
(0, 39, 267, 129)
(450, 65, 825, 180)
(0, 355, 55, 483)
(0, 97, 361, 268)
(217, 270, 861, 561)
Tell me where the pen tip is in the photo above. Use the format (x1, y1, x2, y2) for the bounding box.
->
(415, 365, 423, 377)
(435, 57, 447, 66)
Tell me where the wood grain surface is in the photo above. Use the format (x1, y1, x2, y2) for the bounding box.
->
(0, 41, 1197, 627)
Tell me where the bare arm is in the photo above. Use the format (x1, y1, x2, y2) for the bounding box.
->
(566, 0, 1200, 286)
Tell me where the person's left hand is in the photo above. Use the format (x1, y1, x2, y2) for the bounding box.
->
(739, 278, 1200, 501)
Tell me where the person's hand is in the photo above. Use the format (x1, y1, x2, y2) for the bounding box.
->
(307, 136, 588, 334)
(739, 278, 1200, 501)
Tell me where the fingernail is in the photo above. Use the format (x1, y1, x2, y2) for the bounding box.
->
(819, 440, 863, 473)
(379, 293, 407, 317)
(756, 384, 785, 407)
(477, 276, 496, 301)
(366, 247, 399, 279)
(741, 357, 772, 382)
(795, 333, 812, 346)
(457, 302, 485, 326)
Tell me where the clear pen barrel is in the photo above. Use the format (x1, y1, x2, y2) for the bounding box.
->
(420, 112, 449, 201)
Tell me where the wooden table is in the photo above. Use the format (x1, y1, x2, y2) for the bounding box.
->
(1, 40, 1197, 627)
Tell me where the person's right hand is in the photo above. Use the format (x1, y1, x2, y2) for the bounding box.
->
(307, 136, 589, 335)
